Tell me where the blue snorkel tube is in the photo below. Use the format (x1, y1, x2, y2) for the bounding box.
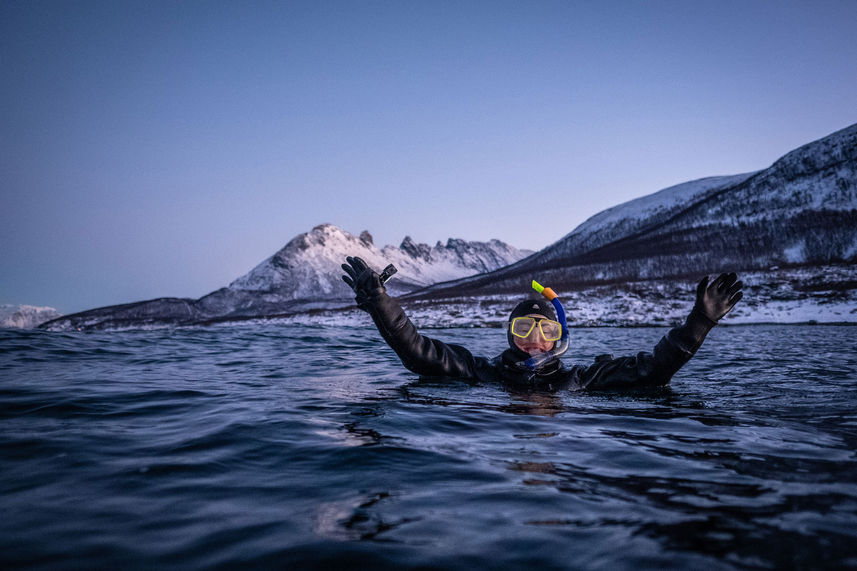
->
(516, 280, 570, 370)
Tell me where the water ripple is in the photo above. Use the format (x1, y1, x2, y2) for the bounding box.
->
(1, 324, 856, 569)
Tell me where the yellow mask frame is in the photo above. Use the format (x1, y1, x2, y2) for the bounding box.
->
(509, 316, 562, 341)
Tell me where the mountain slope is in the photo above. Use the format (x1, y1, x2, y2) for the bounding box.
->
(412, 123, 857, 298)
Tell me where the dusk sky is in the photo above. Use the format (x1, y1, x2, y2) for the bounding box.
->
(2, 1, 856, 314)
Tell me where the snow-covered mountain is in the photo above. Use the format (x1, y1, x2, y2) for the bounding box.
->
(414, 123, 857, 297)
(193, 224, 531, 318)
(36, 123, 857, 331)
(0, 304, 62, 329)
(226, 224, 530, 297)
(39, 226, 531, 331)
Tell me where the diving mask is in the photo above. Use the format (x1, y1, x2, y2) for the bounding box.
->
(509, 316, 562, 342)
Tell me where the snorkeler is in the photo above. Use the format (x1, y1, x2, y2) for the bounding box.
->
(341, 256, 743, 390)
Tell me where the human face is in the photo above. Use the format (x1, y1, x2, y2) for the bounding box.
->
(511, 314, 557, 355)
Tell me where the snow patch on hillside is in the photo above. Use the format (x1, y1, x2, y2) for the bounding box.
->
(783, 242, 806, 263)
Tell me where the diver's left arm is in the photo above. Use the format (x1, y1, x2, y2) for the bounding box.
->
(579, 273, 743, 390)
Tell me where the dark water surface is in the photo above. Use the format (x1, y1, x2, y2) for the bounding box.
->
(2, 325, 856, 570)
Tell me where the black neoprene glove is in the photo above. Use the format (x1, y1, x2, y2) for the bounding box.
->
(341, 256, 384, 311)
(694, 272, 743, 322)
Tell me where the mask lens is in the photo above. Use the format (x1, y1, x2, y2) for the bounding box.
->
(539, 319, 562, 341)
(510, 317, 536, 338)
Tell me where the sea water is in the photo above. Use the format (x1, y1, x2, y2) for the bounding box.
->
(1, 324, 856, 569)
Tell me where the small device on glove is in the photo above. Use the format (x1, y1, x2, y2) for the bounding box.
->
(379, 264, 398, 284)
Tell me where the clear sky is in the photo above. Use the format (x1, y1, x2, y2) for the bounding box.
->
(2, 0, 855, 314)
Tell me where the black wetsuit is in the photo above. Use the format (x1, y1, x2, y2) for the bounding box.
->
(361, 290, 717, 391)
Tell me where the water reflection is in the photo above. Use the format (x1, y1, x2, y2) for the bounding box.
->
(313, 491, 418, 542)
(502, 390, 565, 417)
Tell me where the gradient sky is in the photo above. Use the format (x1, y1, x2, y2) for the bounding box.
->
(2, 0, 856, 314)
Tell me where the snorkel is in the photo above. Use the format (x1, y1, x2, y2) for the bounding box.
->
(515, 280, 570, 370)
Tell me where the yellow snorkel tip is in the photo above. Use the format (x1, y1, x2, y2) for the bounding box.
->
(531, 279, 557, 300)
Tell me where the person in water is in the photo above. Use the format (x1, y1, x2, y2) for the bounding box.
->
(341, 256, 743, 390)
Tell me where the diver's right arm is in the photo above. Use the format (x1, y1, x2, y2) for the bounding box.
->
(341, 257, 481, 379)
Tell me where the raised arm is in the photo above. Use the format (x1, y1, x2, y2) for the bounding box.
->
(580, 273, 743, 389)
(341, 257, 481, 379)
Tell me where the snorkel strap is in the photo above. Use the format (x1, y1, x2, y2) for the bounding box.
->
(516, 280, 570, 370)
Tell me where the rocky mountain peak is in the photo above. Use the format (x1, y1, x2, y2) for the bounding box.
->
(399, 236, 433, 261)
